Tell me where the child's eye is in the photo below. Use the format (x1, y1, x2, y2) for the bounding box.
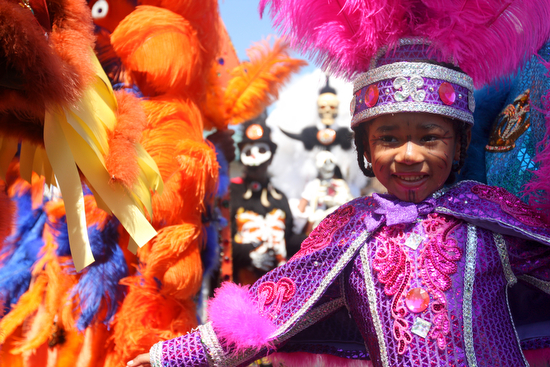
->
(421, 135, 439, 142)
(378, 136, 397, 143)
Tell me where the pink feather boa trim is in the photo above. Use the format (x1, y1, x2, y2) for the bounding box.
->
(207, 282, 277, 353)
(269, 352, 373, 367)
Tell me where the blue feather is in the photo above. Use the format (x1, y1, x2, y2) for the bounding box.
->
(0, 188, 46, 315)
(72, 216, 128, 331)
(458, 77, 515, 183)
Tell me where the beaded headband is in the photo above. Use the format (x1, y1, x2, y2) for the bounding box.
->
(350, 40, 475, 129)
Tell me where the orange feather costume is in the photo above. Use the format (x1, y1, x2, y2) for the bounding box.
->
(0, 1, 306, 365)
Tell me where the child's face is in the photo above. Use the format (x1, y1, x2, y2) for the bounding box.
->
(364, 113, 461, 203)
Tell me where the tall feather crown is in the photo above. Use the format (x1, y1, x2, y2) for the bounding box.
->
(260, 0, 550, 126)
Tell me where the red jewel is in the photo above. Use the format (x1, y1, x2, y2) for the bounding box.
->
(439, 82, 456, 105)
(365, 85, 379, 107)
(405, 287, 430, 313)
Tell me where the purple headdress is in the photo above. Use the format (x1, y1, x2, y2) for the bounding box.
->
(260, 0, 550, 127)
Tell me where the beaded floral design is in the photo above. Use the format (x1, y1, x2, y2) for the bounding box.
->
(372, 224, 414, 354)
(257, 277, 296, 320)
(372, 214, 462, 354)
(290, 205, 355, 261)
(418, 214, 462, 349)
(471, 185, 549, 228)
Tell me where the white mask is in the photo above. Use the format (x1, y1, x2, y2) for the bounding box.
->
(241, 142, 272, 166)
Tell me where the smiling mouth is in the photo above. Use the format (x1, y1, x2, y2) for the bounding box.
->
(396, 175, 425, 182)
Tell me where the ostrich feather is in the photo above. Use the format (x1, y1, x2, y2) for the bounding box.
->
(224, 38, 307, 125)
(260, 0, 550, 86)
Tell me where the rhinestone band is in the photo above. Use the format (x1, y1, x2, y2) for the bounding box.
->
(355, 62, 473, 92)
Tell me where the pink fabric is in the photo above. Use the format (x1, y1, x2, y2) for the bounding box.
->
(268, 351, 373, 367)
(523, 348, 550, 367)
(207, 282, 277, 353)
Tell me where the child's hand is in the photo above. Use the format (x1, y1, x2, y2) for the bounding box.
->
(126, 353, 150, 366)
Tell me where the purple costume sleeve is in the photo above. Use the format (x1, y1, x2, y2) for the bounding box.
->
(150, 328, 209, 367)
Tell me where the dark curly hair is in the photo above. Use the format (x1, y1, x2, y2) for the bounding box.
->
(352, 118, 470, 186)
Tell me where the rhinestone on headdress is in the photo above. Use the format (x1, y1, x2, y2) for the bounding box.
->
(365, 85, 379, 107)
(439, 82, 456, 105)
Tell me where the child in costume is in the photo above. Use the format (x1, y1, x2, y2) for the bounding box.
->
(127, 1, 550, 366)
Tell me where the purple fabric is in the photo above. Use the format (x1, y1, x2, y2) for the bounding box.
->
(365, 193, 435, 231)
(159, 181, 550, 367)
(162, 331, 209, 367)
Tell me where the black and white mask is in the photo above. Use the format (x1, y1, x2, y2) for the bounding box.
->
(240, 142, 272, 167)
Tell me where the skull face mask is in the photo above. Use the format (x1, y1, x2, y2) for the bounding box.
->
(317, 92, 339, 126)
(240, 142, 272, 167)
(316, 150, 337, 180)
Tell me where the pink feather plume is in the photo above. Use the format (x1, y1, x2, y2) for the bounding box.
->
(207, 282, 277, 353)
(260, 0, 550, 87)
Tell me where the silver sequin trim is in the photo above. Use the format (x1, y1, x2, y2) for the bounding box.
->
(435, 207, 550, 244)
(351, 101, 474, 126)
(360, 245, 389, 367)
(270, 231, 370, 339)
(493, 233, 517, 286)
(463, 224, 478, 367)
(149, 341, 163, 367)
(199, 323, 225, 367)
(354, 62, 474, 92)
(518, 275, 550, 295)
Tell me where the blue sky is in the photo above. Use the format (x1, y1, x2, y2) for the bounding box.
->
(218, 0, 316, 76)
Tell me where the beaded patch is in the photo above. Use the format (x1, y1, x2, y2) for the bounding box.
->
(290, 205, 355, 261)
(257, 277, 296, 319)
(471, 184, 549, 228)
(486, 90, 530, 152)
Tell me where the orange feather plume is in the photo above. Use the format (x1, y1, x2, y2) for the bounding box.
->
(224, 38, 308, 125)
(111, 6, 203, 97)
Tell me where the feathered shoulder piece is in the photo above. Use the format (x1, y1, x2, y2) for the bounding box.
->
(260, 0, 550, 87)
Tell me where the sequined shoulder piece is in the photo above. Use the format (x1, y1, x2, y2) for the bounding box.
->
(435, 180, 550, 243)
(290, 197, 375, 261)
(249, 197, 373, 340)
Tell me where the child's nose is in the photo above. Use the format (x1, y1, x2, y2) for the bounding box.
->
(397, 141, 423, 164)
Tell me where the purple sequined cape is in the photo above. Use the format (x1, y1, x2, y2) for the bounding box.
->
(150, 181, 550, 367)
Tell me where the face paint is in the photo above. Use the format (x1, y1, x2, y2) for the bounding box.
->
(240, 142, 272, 167)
